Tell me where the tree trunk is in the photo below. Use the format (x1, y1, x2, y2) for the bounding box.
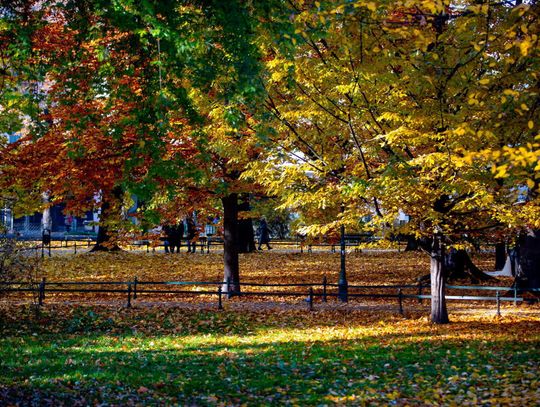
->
(90, 187, 122, 252)
(237, 197, 255, 253)
(237, 219, 255, 253)
(90, 199, 116, 252)
(445, 249, 495, 283)
(41, 192, 52, 232)
(404, 236, 420, 251)
(495, 243, 506, 270)
(222, 193, 241, 295)
(517, 229, 540, 291)
(431, 235, 449, 324)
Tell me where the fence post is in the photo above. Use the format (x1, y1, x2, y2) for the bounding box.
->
(127, 283, 132, 308)
(38, 277, 46, 306)
(417, 283, 423, 304)
(218, 286, 223, 310)
(308, 287, 314, 311)
(338, 219, 348, 303)
(322, 276, 327, 303)
(398, 288, 403, 315)
(133, 277, 138, 299)
(74, 240, 77, 254)
(146, 243, 149, 253)
(513, 284, 518, 306)
(496, 291, 501, 317)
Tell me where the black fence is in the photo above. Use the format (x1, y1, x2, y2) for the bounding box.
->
(1, 279, 537, 315)
(2, 234, 397, 258)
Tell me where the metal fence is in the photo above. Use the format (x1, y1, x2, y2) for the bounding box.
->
(2, 235, 399, 257)
(1, 279, 537, 315)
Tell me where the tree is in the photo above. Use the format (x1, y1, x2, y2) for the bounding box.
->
(0, 1, 163, 250)
(0, 0, 280, 289)
(252, 0, 539, 323)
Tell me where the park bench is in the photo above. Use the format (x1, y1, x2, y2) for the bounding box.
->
(298, 233, 374, 253)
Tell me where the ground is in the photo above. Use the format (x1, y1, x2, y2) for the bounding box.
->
(1, 249, 539, 405)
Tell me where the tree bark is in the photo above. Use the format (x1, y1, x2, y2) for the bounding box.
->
(237, 218, 256, 253)
(90, 200, 117, 252)
(90, 187, 122, 252)
(495, 242, 506, 270)
(222, 193, 241, 295)
(41, 192, 52, 232)
(516, 229, 540, 291)
(404, 236, 420, 251)
(445, 249, 495, 283)
(431, 235, 449, 324)
(237, 198, 255, 253)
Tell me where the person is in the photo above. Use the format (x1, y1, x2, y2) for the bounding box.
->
(65, 215, 73, 232)
(186, 217, 197, 253)
(162, 224, 171, 253)
(257, 216, 272, 250)
(164, 222, 184, 254)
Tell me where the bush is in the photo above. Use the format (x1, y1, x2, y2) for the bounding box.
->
(0, 226, 42, 305)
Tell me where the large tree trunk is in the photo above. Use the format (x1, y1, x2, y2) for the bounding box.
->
(431, 235, 449, 324)
(404, 236, 420, 251)
(495, 242, 506, 270)
(237, 198, 255, 253)
(41, 192, 52, 232)
(91, 200, 117, 252)
(90, 187, 122, 252)
(517, 229, 540, 292)
(416, 241, 493, 285)
(445, 249, 495, 283)
(222, 193, 241, 295)
(237, 218, 255, 253)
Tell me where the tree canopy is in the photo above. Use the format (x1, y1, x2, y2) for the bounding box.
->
(1, 0, 539, 322)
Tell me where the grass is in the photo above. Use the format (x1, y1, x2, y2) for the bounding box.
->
(1, 304, 539, 405)
(1, 251, 538, 404)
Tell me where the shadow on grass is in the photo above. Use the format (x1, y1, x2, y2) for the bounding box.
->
(1, 305, 539, 405)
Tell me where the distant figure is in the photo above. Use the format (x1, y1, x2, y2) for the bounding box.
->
(162, 225, 171, 253)
(65, 215, 73, 232)
(257, 217, 272, 251)
(186, 218, 197, 253)
(164, 222, 184, 254)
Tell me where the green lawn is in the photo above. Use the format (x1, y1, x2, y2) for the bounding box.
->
(1, 304, 539, 405)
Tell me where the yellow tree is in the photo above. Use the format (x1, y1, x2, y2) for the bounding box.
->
(252, 0, 539, 323)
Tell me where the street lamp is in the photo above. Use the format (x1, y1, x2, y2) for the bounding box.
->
(338, 203, 348, 302)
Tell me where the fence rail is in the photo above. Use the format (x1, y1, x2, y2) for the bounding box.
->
(1, 279, 538, 315)
(1, 235, 404, 257)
